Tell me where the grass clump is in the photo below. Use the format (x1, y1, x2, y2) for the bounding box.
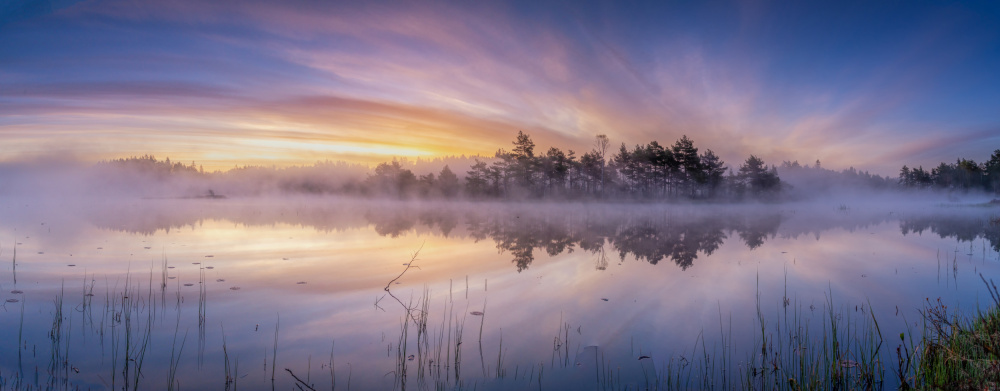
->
(917, 276, 1000, 390)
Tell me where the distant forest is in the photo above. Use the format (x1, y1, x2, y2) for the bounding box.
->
(92, 133, 1000, 200)
(898, 150, 1000, 193)
(360, 132, 779, 200)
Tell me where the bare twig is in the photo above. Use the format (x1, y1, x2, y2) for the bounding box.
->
(384, 242, 425, 291)
(286, 368, 317, 391)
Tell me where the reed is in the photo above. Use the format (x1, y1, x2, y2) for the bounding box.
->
(166, 309, 187, 391)
(916, 274, 1000, 389)
(8, 249, 1000, 391)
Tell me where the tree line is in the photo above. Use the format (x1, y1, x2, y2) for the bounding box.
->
(898, 149, 1000, 193)
(100, 137, 1000, 200)
(96, 133, 785, 200)
(415, 131, 781, 200)
(99, 155, 204, 176)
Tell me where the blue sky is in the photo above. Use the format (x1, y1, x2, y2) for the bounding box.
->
(2, 0, 999, 174)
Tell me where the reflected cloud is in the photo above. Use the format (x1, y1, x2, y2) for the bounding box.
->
(55, 199, 1000, 272)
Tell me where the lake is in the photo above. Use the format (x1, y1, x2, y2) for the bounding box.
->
(0, 197, 998, 390)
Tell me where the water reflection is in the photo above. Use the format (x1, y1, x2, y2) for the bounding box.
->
(1, 198, 999, 389)
(901, 214, 1000, 252)
(73, 199, 1000, 272)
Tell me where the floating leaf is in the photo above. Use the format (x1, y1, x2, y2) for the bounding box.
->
(470, 311, 484, 316)
(183, 283, 194, 287)
(601, 298, 609, 302)
(6, 299, 18, 303)
(10, 290, 23, 294)
(296, 281, 307, 285)
(229, 286, 241, 291)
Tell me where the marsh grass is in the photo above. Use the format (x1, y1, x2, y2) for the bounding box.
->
(6, 254, 1000, 391)
(166, 309, 187, 391)
(915, 275, 1000, 390)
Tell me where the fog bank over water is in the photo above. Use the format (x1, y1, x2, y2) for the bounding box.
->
(1, 185, 998, 389)
(1, 154, 997, 204)
(3, 196, 997, 272)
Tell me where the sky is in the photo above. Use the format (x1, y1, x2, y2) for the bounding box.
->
(2, 0, 999, 175)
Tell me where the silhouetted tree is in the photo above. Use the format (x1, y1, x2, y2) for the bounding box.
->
(699, 149, 726, 198)
(581, 151, 603, 195)
(510, 131, 538, 192)
(738, 155, 780, 196)
(367, 160, 417, 198)
(465, 160, 489, 197)
(595, 134, 610, 196)
(987, 150, 1000, 193)
(438, 165, 460, 198)
(418, 172, 436, 197)
(672, 135, 701, 197)
(542, 147, 570, 196)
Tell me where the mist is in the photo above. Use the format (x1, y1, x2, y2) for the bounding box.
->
(2, 149, 999, 390)
(2, 133, 997, 205)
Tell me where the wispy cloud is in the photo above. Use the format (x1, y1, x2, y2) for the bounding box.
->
(2, 0, 999, 174)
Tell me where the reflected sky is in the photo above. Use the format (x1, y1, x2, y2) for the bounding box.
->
(0, 199, 998, 389)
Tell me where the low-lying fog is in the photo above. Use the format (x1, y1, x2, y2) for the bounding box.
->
(1, 158, 998, 390)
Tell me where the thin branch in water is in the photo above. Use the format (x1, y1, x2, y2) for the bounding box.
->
(384, 242, 425, 291)
(285, 368, 317, 391)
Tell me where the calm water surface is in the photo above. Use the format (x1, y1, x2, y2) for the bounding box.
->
(0, 197, 998, 389)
